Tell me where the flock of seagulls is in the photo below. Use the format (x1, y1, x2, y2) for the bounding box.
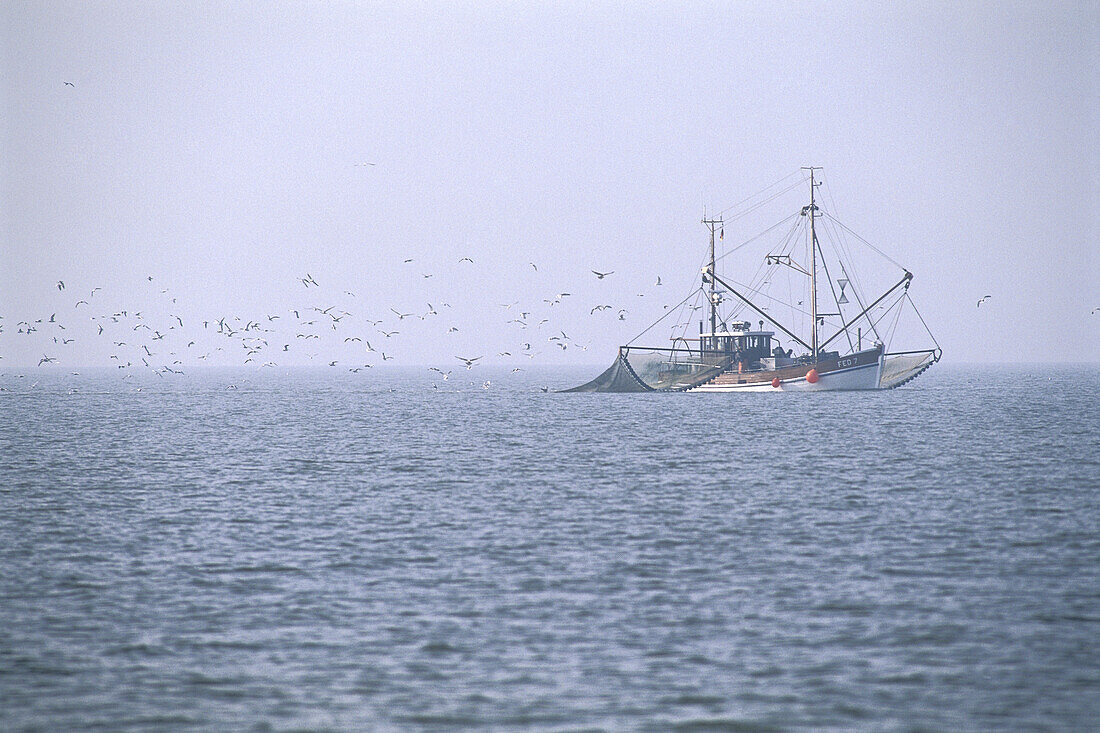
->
(1, 257, 678, 390)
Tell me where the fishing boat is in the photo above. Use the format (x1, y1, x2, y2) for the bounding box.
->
(566, 168, 940, 392)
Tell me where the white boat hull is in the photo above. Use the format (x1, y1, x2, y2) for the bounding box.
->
(688, 357, 884, 392)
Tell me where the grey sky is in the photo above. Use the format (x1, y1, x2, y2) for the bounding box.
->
(2, 1, 1097, 369)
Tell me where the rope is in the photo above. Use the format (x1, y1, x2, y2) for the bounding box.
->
(714, 170, 803, 219)
(627, 287, 706, 346)
(821, 212, 907, 271)
(906, 292, 942, 351)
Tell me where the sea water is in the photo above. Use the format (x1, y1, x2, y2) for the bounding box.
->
(1, 364, 1098, 731)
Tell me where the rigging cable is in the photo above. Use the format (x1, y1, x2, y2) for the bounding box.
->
(821, 212, 907, 271)
(905, 292, 942, 351)
(714, 170, 803, 219)
(627, 287, 706, 346)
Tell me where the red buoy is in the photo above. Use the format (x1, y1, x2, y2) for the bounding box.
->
(771, 377, 781, 388)
(805, 368, 819, 384)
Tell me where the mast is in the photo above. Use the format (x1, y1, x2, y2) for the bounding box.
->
(802, 167, 822, 360)
(702, 214, 723, 352)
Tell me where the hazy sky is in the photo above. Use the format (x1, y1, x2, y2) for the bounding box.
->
(2, 1, 1097, 369)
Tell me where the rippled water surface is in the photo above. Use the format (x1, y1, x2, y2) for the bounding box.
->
(2, 364, 1098, 731)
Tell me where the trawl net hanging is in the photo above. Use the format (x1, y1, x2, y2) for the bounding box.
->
(561, 347, 728, 393)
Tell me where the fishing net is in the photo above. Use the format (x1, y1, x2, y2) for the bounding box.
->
(562, 348, 727, 393)
(879, 350, 938, 389)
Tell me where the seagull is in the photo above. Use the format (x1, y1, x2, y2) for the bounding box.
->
(390, 308, 413, 320)
(380, 330, 399, 338)
(38, 355, 57, 366)
(655, 276, 662, 286)
(75, 300, 88, 307)
(977, 295, 992, 307)
(592, 270, 614, 279)
(456, 355, 482, 369)
(530, 262, 538, 271)
(403, 258, 414, 263)
(57, 281, 65, 291)
(64, 81, 74, 87)
(381, 352, 394, 361)
(354, 162, 376, 167)
(459, 257, 473, 263)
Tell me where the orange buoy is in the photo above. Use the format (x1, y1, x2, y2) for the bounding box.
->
(805, 368, 819, 384)
(771, 377, 781, 388)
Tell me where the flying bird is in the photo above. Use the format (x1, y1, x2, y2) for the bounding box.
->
(456, 355, 482, 369)
(459, 257, 473, 263)
(977, 295, 992, 307)
(64, 81, 74, 87)
(591, 270, 614, 279)
(655, 276, 662, 286)
(56, 281, 65, 291)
